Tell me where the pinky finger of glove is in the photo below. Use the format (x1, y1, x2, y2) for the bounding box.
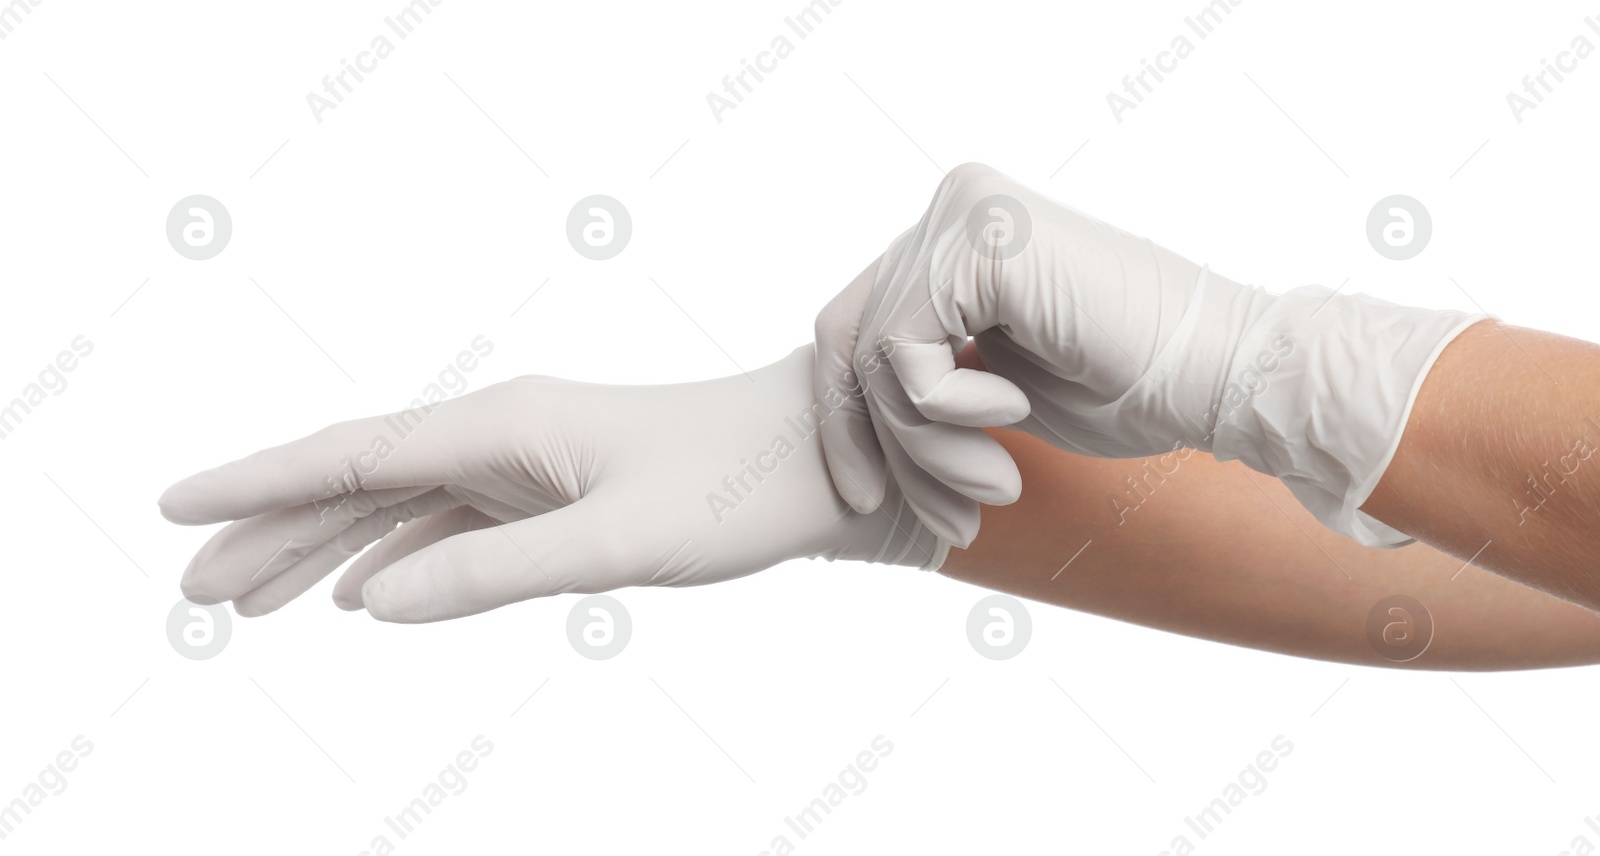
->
(362, 500, 629, 623)
(884, 339, 1030, 428)
(332, 505, 496, 610)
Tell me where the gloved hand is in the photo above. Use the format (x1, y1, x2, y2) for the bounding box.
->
(816, 162, 1484, 548)
(160, 345, 946, 622)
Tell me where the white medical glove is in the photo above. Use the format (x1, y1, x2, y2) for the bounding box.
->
(816, 162, 1484, 547)
(160, 345, 946, 623)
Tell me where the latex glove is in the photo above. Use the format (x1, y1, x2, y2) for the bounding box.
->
(816, 162, 1484, 547)
(160, 345, 946, 623)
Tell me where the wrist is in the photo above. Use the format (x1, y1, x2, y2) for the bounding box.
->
(761, 345, 951, 571)
(1212, 286, 1487, 545)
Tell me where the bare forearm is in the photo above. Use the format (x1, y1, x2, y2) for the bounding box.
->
(1363, 320, 1600, 609)
(943, 430, 1600, 669)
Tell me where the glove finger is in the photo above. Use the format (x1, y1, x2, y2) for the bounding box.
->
(815, 257, 889, 512)
(159, 392, 497, 526)
(332, 505, 496, 610)
(866, 359, 1023, 508)
(363, 498, 640, 623)
(230, 488, 467, 616)
(179, 485, 441, 604)
(972, 330, 1171, 454)
(818, 403, 885, 513)
(883, 339, 1030, 427)
(230, 515, 396, 617)
(861, 390, 981, 548)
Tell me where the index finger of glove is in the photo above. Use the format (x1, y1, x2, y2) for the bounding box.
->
(159, 399, 477, 525)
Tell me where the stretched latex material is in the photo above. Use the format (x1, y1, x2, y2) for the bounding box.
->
(816, 162, 1484, 548)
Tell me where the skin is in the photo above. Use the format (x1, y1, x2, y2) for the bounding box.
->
(940, 341, 1600, 671)
(1364, 321, 1600, 610)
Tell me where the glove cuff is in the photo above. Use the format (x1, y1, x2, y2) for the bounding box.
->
(1211, 285, 1486, 546)
(854, 488, 952, 571)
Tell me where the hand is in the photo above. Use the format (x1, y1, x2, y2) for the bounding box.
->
(160, 345, 945, 623)
(815, 163, 1482, 547)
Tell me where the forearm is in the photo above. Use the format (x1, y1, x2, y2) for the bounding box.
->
(941, 429, 1600, 669)
(937, 342, 1600, 670)
(1363, 320, 1600, 609)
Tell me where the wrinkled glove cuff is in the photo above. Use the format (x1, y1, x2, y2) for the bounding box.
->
(1212, 284, 1486, 546)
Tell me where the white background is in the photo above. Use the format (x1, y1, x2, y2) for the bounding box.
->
(2, 0, 1597, 853)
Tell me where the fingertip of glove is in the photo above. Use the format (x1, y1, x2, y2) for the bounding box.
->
(232, 598, 271, 619)
(929, 517, 977, 551)
(836, 474, 885, 514)
(922, 428, 1022, 508)
(178, 561, 215, 602)
(159, 476, 232, 525)
(821, 415, 889, 513)
(966, 478, 1022, 508)
(175, 586, 238, 619)
(157, 485, 201, 525)
(905, 496, 979, 550)
(917, 371, 1031, 428)
(980, 456, 1024, 507)
(331, 589, 366, 611)
(361, 575, 397, 621)
(362, 571, 428, 624)
(992, 386, 1031, 426)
